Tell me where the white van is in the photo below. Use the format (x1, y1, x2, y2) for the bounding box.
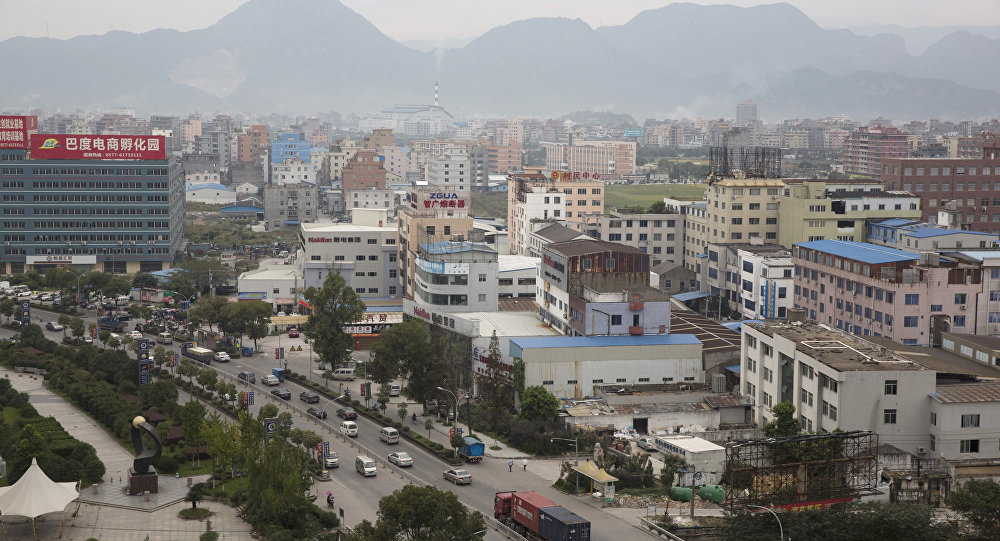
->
(379, 427, 399, 444)
(388, 384, 401, 397)
(116, 295, 130, 304)
(340, 421, 358, 438)
(156, 332, 173, 344)
(355, 455, 377, 477)
(332, 368, 356, 381)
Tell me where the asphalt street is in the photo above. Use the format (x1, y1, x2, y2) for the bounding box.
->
(26, 302, 648, 540)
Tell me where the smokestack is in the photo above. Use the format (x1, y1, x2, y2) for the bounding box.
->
(434, 81, 439, 107)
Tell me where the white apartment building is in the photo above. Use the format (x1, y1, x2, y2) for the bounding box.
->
(510, 187, 567, 255)
(426, 146, 471, 191)
(737, 248, 794, 320)
(299, 212, 400, 299)
(588, 210, 684, 267)
(329, 142, 361, 180)
(272, 158, 316, 184)
(414, 241, 499, 313)
(929, 383, 1000, 463)
(498, 255, 539, 299)
(543, 140, 636, 177)
(346, 188, 395, 213)
(741, 322, 936, 455)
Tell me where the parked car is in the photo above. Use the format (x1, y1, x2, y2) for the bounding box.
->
(388, 452, 413, 467)
(83, 336, 94, 344)
(45, 322, 63, 332)
(214, 352, 231, 362)
(388, 384, 401, 397)
(306, 407, 327, 419)
(336, 407, 357, 420)
(38, 293, 52, 302)
(299, 391, 320, 403)
(636, 437, 657, 452)
(443, 469, 472, 485)
(261, 374, 280, 386)
(115, 314, 132, 321)
(271, 388, 292, 400)
(288, 328, 299, 338)
(128, 330, 143, 340)
(324, 452, 340, 469)
(315, 470, 331, 481)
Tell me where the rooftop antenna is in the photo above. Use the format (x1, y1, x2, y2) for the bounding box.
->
(434, 81, 439, 107)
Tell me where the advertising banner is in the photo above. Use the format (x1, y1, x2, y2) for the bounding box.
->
(30, 134, 166, 160)
(0, 116, 37, 149)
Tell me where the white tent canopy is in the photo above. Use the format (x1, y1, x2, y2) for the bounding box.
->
(0, 457, 78, 519)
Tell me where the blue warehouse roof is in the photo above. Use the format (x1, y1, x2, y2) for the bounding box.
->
(510, 334, 701, 350)
(795, 240, 919, 265)
(421, 241, 496, 255)
(873, 218, 917, 227)
(187, 182, 232, 191)
(902, 227, 996, 239)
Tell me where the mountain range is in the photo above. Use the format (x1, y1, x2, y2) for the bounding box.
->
(1, 0, 999, 120)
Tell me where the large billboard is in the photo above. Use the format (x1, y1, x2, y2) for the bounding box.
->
(0, 116, 38, 149)
(30, 134, 166, 160)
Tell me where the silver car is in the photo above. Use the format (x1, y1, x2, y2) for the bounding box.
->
(443, 468, 472, 485)
(388, 452, 413, 467)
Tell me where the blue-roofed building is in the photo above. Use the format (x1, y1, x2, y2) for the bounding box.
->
(792, 240, 984, 346)
(186, 182, 237, 204)
(866, 219, 998, 253)
(271, 133, 311, 165)
(509, 334, 704, 399)
(220, 205, 264, 222)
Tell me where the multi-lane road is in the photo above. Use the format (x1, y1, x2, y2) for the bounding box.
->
(24, 303, 645, 540)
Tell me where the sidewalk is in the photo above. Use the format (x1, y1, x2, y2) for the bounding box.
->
(1, 368, 254, 540)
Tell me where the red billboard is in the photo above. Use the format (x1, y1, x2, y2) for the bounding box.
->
(29, 133, 166, 160)
(0, 115, 38, 150)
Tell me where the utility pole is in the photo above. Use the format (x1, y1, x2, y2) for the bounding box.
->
(690, 464, 697, 518)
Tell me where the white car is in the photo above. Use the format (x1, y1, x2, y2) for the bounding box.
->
(276, 311, 287, 317)
(128, 330, 143, 340)
(261, 374, 280, 386)
(214, 352, 231, 362)
(388, 452, 413, 467)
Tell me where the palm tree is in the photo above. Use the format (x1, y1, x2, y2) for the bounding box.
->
(184, 484, 205, 509)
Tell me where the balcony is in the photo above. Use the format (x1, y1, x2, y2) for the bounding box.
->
(629, 326, 643, 336)
(629, 301, 644, 311)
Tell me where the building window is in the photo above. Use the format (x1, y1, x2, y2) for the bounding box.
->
(960, 439, 980, 453)
(885, 380, 897, 395)
(955, 293, 967, 304)
(611, 314, 622, 325)
(961, 414, 981, 427)
(883, 409, 897, 424)
(930, 434, 936, 451)
(478, 274, 486, 282)
(904, 294, 919, 305)
(903, 316, 918, 327)
(931, 412, 937, 426)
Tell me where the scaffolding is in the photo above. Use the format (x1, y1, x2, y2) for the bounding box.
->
(723, 430, 878, 509)
(708, 146, 782, 184)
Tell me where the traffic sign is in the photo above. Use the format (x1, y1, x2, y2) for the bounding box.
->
(249, 391, 254, 406)
(264, 417, 278, 435)
(323, 441, 330, 458)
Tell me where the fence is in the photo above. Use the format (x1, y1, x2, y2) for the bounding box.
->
(639, 518, 685, 541)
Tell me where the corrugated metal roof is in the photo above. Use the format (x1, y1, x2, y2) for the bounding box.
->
(902, 227, 995, 239)
(510, 334, 700, 350)
(673, 291, 711, 302)
(931, 383, 1000, 404)
(795, 240, 920, 265)
(187, 182, 232, 191)
(221, 205, 263, 213)
(873, 218, 918, 227)
(703, 394, 752, 408)
(669, 308, 741, 353)
(546, 238, 643, 257)
(421, 241, 496, 255)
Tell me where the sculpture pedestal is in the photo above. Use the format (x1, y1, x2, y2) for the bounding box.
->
(128, 468, 159, 495)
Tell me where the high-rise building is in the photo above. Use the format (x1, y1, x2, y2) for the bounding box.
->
(842, 125, 908, 179)
(342, 150, 387, 191)
(735, 100, 759, 128)
(543, 140, 636, 178)
(238, 125, 270, 165)
(0, 131, 184, 275)
(397, 188, 474, 300)
(271, 133, 311, 164)
(507, 173, 605, 252)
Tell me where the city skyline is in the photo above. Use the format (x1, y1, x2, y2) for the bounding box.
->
(3, 0, 1000, 43)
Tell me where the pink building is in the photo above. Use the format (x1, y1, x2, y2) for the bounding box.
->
(792, 240, 981, 346)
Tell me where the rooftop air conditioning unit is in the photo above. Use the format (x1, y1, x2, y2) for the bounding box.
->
(960, 304, 967, 310)
(117, 241, 123, 245)
(916, 446, 926, 454)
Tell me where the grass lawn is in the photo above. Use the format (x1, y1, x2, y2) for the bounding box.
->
(2, 406, 21, 426)
(177, 459, 215, 477)
(221, 476, 248, 498)
(606, 183, 706, 210)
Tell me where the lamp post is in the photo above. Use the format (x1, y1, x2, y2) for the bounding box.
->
(551, 437, 580, 490)
(66, 269, 85, 307)
(436, 386, 461, 429)
(747, 505, 784, 541)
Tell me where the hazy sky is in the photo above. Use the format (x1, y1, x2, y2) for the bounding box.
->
(2, 0, 1000, 42)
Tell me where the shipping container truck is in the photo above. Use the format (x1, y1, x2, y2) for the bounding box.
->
(180, 342, 214, 364)
(458, 436, 484, 463)
(495, 491, 591, 541)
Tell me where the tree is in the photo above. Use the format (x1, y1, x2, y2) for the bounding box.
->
(946, 479, 1000, 540)
(107, 336, 121, 351)
(275, 412, 294, 439)
(302, 273, 366, 368)
(180, 400, 208, 465)
(450, 432, 465, 458)
(69, 317, 85, 340)
(139, 379, 178, 412)
(519, 385, 560, 422)
(242, 438, 317, 537)
(397, 404, 408, 427)
(0, 298, 14, 324)
(176, 359, 199, 394)
(171, 259, 235, 297)
(190, 296, 229, 332)
(258, 403, 279, 420)
(762, 401, 800, 438)
(348, 484, 486, 541)
(99, 330, 110, 347)
(301, 430, 323, 460)
(648, 200, 667, 214)
(185, 483, 205, 509)
(424, 418, 433, 439)
(372, 319, 441, 408)
(480, 330, 512, 433)
(153, 345, 169, 371)
(103, 277, 131, 297)
(132, 273, 159, 289)
(721, 502, 952, 541)
(57, 314, 72, 337)
(196, 369, 218, 393)
(659, 454, 689, 487)
(220, 300, 271, 346)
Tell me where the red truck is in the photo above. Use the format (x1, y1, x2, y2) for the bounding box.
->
(494, 491, 591, 541)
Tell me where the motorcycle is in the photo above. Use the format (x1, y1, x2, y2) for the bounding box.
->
(326, 492, 334, 508)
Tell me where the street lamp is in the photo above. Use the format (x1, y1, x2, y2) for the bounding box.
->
(747, 505, 784, 541)
(551, 437, 580, 491)
(66, 269, 85, 306)
(436, 386, 463, 429)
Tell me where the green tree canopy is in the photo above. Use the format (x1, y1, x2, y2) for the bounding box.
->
(762, 401, 800, 438)
(369, 318, 432, 385)
(946, 479, 1000, 539)
(519, 385, 560, 422)
(190, 296, 229, 332)
(302, 273, 366, 367)
(721, 502, 952, 541)
(349, 484, 486, 541)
